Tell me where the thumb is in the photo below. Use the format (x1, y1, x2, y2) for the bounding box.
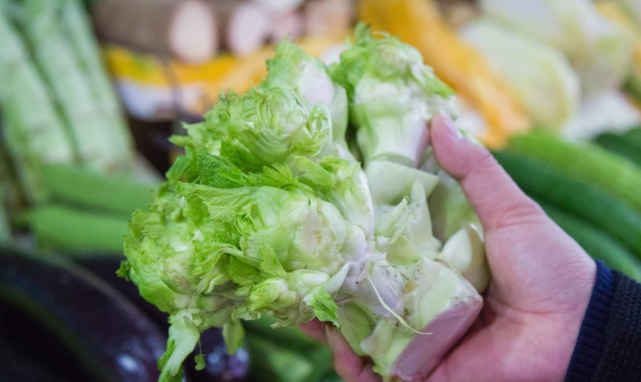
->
(430, 113, 546, 231)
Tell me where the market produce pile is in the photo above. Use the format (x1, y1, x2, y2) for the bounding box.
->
(0, 0, 158, 253)
(119, 25, 489, 382)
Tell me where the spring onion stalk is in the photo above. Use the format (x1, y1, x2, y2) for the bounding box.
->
(0, 5, 75, 203)
(60, 0, 134, 157)
(11, 0, 133, 174)
(41, 164, 154, 218)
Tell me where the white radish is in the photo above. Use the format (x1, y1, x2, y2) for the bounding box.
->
(209, 0, 272, 56)
(252, 0, 304, 14)
(304, 0, 354, 36)
(270, 11, 305, 43)
(93, 0, 218, 63)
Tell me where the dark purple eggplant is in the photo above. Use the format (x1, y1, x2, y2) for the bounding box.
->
(0, 247, 167, 382)
(77, 255, 250, 382)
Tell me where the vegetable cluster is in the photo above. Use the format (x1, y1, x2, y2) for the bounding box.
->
(119, 24, 489, 382)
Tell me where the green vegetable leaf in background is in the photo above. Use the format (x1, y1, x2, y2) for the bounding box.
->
(510, 131, 641, 213)
(481, 0, 634, 94)
(537, 199, 641, 281)
(461, 19, 580, 131)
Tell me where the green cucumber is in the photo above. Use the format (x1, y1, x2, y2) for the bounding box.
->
(244, 316, 320, 351)
(536, 199, 641, 281)
(624, 75, 641, 106)
(41, 164, 155, 218)
(510, 132, 641, 213)
(246, 336, 331, 382)
(493, 150, 641, 258)
(244, 317, 335, 382)
(15, 205, 128, 254)
(0, 183, 10, 245)
(624, 127, 641, 148)
(594, 132, 641, 167)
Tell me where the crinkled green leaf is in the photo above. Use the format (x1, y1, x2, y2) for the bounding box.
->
(264, 39, 349, 144)
(289, 155, 337, 189)
(223, 320, 245, 355)
(307, 287, 340, 327)
(203, 88, 332, 171)
(331, 23, 456, 167)
(159, 315, 201, 382)
(194, 353, 206, 371)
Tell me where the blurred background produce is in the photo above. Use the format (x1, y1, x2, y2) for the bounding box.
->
(1, 0, 641, 380)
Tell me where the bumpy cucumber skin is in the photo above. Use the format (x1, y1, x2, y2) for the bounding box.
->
(510, 133, 641, 213)
(595, 132, 641, 167)
(494, 150, 641, 259)
(536, 200, 641, 281)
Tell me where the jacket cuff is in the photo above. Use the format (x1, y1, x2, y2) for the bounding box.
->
(564, 261, 614, 382)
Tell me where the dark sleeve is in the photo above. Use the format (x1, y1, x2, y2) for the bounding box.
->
(564, 261, 641, 382)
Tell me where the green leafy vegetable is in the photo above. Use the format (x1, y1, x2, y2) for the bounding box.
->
(331, 24, 457, 167)
(121, 25, 485, 382)
(264, 39, 349, 148)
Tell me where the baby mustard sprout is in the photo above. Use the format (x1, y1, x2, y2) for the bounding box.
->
(120, 24, 487, 382)
(331, 24, 457, 167)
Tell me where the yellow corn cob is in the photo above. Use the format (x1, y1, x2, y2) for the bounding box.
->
(103, 32, 348, 115)
(359, 0, 531, 148)
(201, 32, 348, 108)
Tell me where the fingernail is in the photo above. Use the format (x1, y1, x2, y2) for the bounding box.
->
(439, 111, 462, 139)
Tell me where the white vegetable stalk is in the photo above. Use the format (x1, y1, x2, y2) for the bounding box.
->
(332, 27, 489, 379)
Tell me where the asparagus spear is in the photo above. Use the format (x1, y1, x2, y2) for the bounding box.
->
(60, 0, 134, 156)
(41, 164, 154, 218)
(16, 205, 129, 254)
(0, 5, 76, 203)
(11, 0, 133, 174)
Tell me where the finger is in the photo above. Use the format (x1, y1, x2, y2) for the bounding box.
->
(430, 113, 546, 231)
(326, 326, 382, 382)
(299, 319, 328, 346)
(423, 363, 448, 382)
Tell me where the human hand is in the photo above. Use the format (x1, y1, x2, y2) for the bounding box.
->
(300, 113, 597, 382)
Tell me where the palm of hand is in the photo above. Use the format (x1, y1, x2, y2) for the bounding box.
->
(303, 115, 597, 382)
(427, 221, 595, 382)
